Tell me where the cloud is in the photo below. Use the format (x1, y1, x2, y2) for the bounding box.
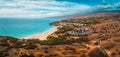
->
(90, 2, 120, 12)
(1, 0, 119, 18)
(0, 0, 91, 18)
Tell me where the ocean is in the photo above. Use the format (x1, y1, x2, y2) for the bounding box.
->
(0, 18, 63, 38)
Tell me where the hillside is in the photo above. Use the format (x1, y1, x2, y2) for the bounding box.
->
(0, 12, 120, 57)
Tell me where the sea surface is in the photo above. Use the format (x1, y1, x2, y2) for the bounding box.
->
(0, 18, 63, 38)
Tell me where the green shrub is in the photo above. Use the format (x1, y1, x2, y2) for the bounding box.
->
(40, 37, 67, 45)
(25, 43, 37, 49)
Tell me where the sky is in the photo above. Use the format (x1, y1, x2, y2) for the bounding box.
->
(0, 0, 120, 18)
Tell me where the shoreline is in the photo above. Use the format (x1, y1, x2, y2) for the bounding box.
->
(23, 27, 58, 40)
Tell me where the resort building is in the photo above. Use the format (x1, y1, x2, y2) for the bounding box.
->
(69, 27, 92, 36)
(66, 23, 86, 26)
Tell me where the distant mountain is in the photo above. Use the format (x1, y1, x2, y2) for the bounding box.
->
(73, 11, 120, 19)
(56, 11, 120, 19)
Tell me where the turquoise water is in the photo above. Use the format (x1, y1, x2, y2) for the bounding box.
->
(0, 18, 63, 38)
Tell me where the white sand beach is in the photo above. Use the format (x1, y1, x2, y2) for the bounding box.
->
(24, 27, 58, 40)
